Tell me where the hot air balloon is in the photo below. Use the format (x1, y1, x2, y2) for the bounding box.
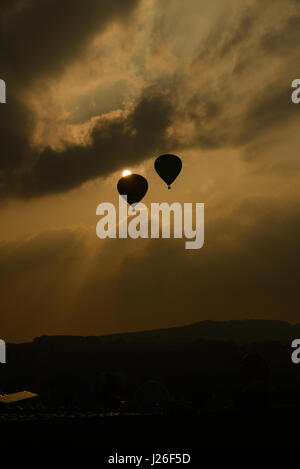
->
(238, 354, 273, 409)
(89, 372, 107, 393)
(135, 380, 171, 405)
(154, 154, 182, 189)
(240, 354, 270, 383)
(117, 173, 148, 210)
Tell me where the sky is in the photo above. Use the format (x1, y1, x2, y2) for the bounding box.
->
(1, 0, 300, 342)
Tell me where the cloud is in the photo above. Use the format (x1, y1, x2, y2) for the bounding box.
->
(113, 198, 300, 330)
(1, 0, 140, 87)
(0, 0, 141, 198)
(1, 0, 300, 201)
(13, 90, 174, 197)
(182, 1, 300, 152)
(2, 197, 300, 342)
(0, 95, 34, 175)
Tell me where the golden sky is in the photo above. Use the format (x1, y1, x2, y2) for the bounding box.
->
(1, 0, 300, 342)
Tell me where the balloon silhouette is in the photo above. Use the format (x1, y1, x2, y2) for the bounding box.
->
(117, 173, 148, 210)
(154, 154, 182, 189)
(240, 354, 270, 383)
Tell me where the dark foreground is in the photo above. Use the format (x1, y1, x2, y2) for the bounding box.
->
(0, 407, 299, 448)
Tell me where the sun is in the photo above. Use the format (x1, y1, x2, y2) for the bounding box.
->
(122, 169, 132, 177)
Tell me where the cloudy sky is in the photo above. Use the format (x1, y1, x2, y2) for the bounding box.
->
(1, 0, 300, 342)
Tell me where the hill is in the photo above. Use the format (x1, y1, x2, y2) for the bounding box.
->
(95, 319, 299, 345)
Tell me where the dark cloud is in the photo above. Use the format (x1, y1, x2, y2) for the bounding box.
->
(0, 0, 141, 199)
(11, 90, 174, 197)
(0, 0, 140, 87)
(0, 95, 34, 173)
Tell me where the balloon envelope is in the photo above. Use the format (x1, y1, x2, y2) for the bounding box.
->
(154, 154, 182, 188)
(135, 380, 170, 404)
(89, 372, 107, 393)
(117, 173, 148, 206)
(240, 354, 270, 382)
